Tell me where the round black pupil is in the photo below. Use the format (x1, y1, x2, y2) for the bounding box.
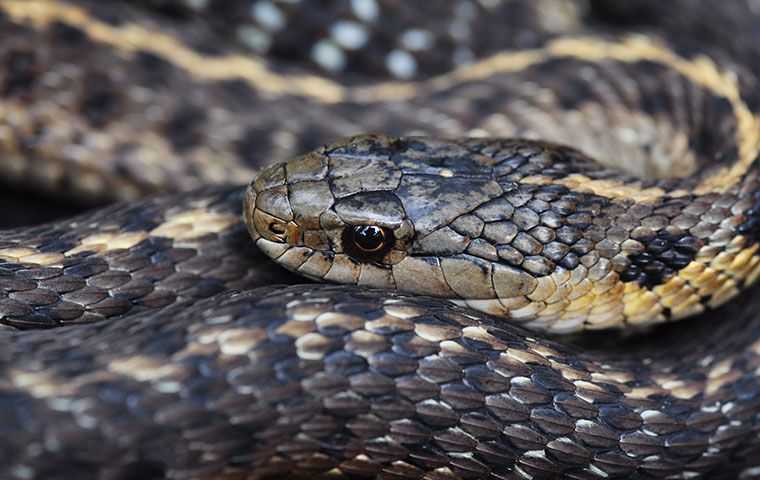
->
(353, 225, 385, 251)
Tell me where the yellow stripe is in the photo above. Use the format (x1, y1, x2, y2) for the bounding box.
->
(0, 0, 347, 102)
(520, 174, 690, 203)
(3, 1, 758, 195)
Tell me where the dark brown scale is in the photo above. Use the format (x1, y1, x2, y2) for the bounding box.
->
(620, 224, 702, 288)
(737, 178, 760, 243)
(134, 50, 174, 87)
(163, 105, 208, 152)
(1, 48, 38, 97)
(80, 73, 123, 127)
(237, 125, 275, 166)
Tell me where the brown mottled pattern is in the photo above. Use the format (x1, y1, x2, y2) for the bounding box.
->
(2, 1, 760, 479)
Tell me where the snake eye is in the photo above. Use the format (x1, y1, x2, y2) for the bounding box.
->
(352, 225, 386, 251)
(343, 225, 394, 260)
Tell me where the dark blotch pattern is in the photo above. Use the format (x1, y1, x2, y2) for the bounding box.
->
(2, 49, 37, 97)
(738, 179, 760, 245)
(134, 50, 173, 86)
(49, 20, 87, 44)
(621, 231, 701, 287)
(80, 73, 122, 127)
(236, 126, 273, 166)
(163, 105, 207, 152)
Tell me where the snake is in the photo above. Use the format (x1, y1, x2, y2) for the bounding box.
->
(3, 0, 760, 479)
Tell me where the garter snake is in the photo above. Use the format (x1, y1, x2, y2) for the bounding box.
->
(2, 1, 760, 479)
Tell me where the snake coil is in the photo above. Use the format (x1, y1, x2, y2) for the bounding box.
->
(1, 1, 760, 479)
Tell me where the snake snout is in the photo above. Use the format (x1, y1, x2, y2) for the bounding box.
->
(251, 207, 297, 244)
(244, 163, 302, 247)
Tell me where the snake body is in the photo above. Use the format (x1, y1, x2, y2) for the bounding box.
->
(3, 1, 760, 479)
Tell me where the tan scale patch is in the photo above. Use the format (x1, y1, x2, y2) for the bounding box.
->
(521, 174, 687, 203)
(275, 319, 317, 338)
(706, 358, 740, 396)
(0, 207, 238, 273)
(171, 340, 219, 361)
(295, 332, 334, 360)
(66, 231, 149, 255)
(415, 323, 463, 342)
(150, 209, 238, 241)
(528, 344, 562, 359)
(11, 368, 120, 399)
(591, 370, 635, 384)
(654, 377, 702, 400)
(315, 312, 365, 332)
(572, 380, 609, 403)
(551, 361, 590, 382)
(626, 386, 667, 400)
(0, 247, 64, 266)
(505, 347, 550, 366)
(10, 369, 76, 398)
(109, 355, 187, 381)
(0, 247, 46, 261)
(383, 303, 428, 319)
(215, 328, 270, 356)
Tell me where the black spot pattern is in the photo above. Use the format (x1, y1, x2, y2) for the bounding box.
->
(80, 73, 122, 127)
(134, 50, 173, 86)
(620, 231, 701, 288)
(163, 105, 207, 152)
(2, 49, 37, 96)
(49, 21, 87, 44)
(112, 461, 166, 480)
(237, 126, 273, 167)
(738, 188, 760, 245)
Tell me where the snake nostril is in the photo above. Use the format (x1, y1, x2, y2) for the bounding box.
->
(251, 208, 292, 243)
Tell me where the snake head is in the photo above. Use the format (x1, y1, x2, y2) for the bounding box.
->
(244, 133, 746, 333)
(245, 135, 414, 285)
(245, 134, 540, 311)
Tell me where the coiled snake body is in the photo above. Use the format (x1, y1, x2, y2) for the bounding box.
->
(2, 1, 760, 479)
